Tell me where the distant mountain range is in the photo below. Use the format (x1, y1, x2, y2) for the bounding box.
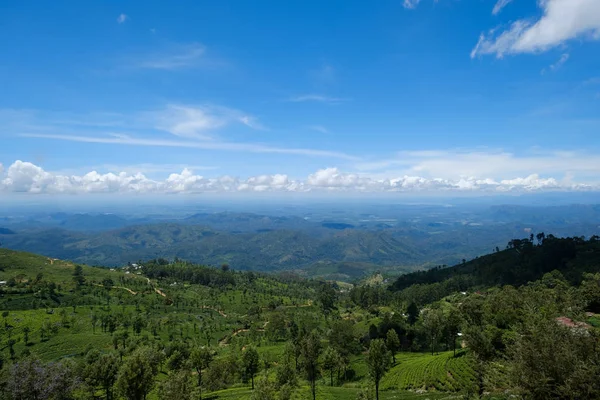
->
(1, 206, 599, 280)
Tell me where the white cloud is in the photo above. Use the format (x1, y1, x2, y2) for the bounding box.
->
(288, 94, 348, 104)
(308, 125, 330, 134)
(117, 14, 128, 24)
(542, 52, 570, 74)
(354, 149, 600, 183)
(153, 105, 227, 140)
(137, 43, 207, 70)
(1, 161, 598, 195)
(3, 106, 354, 160)
(492, 0, 513, 15)
(472, 0, 600, 58)
(19, 133, 357, 160)
(403, 0, 422, 9)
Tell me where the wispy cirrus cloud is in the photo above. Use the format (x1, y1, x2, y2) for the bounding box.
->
(542, 53, 570, 74)
(287, 94, 349, 104)
(19, 133, 357, 160)
(117, 14, 128, 24)
(471, 0, 600, 58)
(308, 125, 330, 134)
(492, 0, 513, 15)
(0, 106, 356, 161)
(354, 149, 600, 185)
(134, 43, 213, 70)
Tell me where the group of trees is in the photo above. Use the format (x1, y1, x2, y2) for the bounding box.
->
(390, 235, 600, 303)
(1, 343, 214, 400)
(1, 236, 600, 399)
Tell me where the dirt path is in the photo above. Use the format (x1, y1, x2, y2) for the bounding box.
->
(93, 284, 137, 295)
(219, 323, 267, 346)
(202, 306, 227, 318)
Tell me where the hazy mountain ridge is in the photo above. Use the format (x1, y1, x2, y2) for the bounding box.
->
(1, 205, 599, 279)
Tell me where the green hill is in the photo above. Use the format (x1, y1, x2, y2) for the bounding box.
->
(390, 235, 600, 296)
(0, 224, 424, 275)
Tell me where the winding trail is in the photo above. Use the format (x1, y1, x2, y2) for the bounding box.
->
(218, 321, 269, 346)
(202, 306, 227, 318)
(93, 284, 137, 295)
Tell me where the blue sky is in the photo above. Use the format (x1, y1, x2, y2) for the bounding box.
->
(1, 0, 599, 195)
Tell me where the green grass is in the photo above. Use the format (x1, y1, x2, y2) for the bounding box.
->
(206, 385, 459, 400)
(0, 248, 481, 400)
(381, 351, 475, 392)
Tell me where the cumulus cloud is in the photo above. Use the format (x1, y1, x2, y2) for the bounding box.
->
(1, 160, 597, 195)
(472, 0, 600, 58)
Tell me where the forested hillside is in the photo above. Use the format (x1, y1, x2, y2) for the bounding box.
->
(0, 241, 599, 400)
(390, 234, 600, 305)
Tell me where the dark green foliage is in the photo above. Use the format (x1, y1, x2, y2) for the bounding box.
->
(406, 302, 419, 325)
(317, 283, 337, 314)
(73, 265, 85, 288)
(322, 347, 340, 386)
(242, 346, 260, 390)
(366, 339, 391, 400)
(509, 314, 600, 399)
(275, 357, 297, 389)
(328, 319, 360, 357)
(158, 370, 194, 400)
(301, 331, 322, 400)
(143, 260, 235, 288)
(386, 329, 400, 364)
(81, 350, 120, 400)
(190, 346, 213, 399)
(391, 236, 600, 304)
(116, 346, 160, 400)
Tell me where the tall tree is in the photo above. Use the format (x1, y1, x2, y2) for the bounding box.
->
(385, 329, 400, 364)
(73, 265, 85, 288)
(366, 339, 391, 400)
(158, 370, 194, 400)
(317, 283, 337, 316)
(83, 350, 120, 400)
(322, 347, 340, 386)
(422, 308, 443, 356)
(191, 346, 213, 399)
(406, 302, 419, 325)
(116, 347, 160, 400)
(22, 326, 31, 346)
(242, 346, 260, 390)
(445, 306, 462, 357)
(301, 331, 322, 400)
